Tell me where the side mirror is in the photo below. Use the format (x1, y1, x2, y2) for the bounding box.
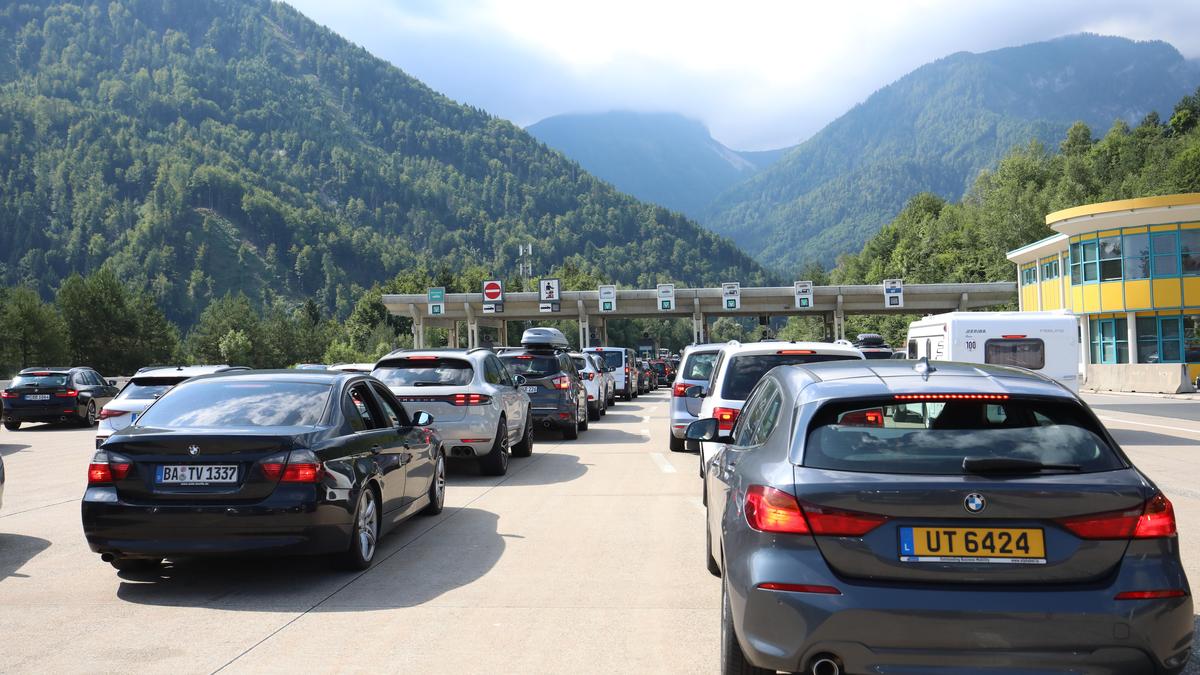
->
(685, 385, 706, 399)
(514, 374, 527, 386)
(108, 380, 117, 386)
(685, 418, 731, 444)
(412, 411, 434, 427)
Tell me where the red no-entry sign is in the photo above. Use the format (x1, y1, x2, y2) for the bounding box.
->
(483, 280, 503, 302)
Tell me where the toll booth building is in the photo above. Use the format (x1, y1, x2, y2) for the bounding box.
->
(1006, 193, 1200, 392)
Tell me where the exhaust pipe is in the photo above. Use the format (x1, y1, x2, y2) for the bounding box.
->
(542, 420, 554, 429)
(101, 553, 116, 563)
(810, 655, 841, 675)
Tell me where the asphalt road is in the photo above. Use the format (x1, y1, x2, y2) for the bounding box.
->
(1, 390, 1199, 673)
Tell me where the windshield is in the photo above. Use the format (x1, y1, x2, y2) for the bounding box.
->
(117, 377, 189, 400)
(137, 381, 331, 428)
(682, 351, 717, 380)
(650, 362, 667, 374)
(372, 358, 473, 387)
(721, 353, 858, 400)
(500, 354, 560, 377)
(11, 374, 70, 388)
(803, 397, 1124, 475)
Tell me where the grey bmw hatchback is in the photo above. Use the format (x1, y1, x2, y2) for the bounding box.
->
(691, 359, 1192, 675)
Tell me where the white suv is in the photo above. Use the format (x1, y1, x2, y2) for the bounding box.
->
(96, 365, 248, 447)
(373, 348, 532, 476)
(570, 352, 610, 421)
(690, 341, 864, 471)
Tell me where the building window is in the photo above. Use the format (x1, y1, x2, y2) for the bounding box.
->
(1090, 318, 1128, 364)
(1081, 240, 1100, 282)
(1098, 236, 1122, 281)
(1123, 233, 1150, 280)
(1021, 267, 1036, 286)
(1186, 315, 1200, 362)
(1160, 316, 1183, 362)
(1152, 232, 1179, 277)
(1041, 259, 1059, 280)
(1136, 317, 1159, 363)
(1069, 242, 1082, 284)
(1181, 230, 1200, 275)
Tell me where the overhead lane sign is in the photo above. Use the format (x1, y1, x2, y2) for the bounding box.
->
(428, 287, 445, 316)
(884, 278, 904, 308)
(722, 282, 741, 310)
(794, 281, 813, 309)
(539, 277, 561, 313)
(483, 279, 504, 313)
(657, 284, 675, 311)
(598, 285, 616, 313)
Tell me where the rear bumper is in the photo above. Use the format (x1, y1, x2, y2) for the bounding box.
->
(727, 553, 1193, 674)
(3, 403, 81, 422)
(81, 486, 354, 558)
(529, 405, 574, 427)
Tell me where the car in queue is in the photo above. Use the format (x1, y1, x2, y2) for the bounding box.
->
(668, 343, 722, 452)
(649, 358, 674, 385)
(97, 365, 249, 448)
(593, 353, 617, 407)
(499, 328, 589, 440)
(328, 363, 376, 373)
(83, 370, 443, 572)
(585, 347, 639, 401)
(372, 348, 532, 476)
(690, 341, 864, 472)
(637, 359, 654, 393)
(2, 366, 119, 430)
(851, 333, 893, 359)
(570, 351, 609, 421)
(691, 358, 1192, 675)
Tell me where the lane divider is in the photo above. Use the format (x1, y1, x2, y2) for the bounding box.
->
(650, 452, 677, 474)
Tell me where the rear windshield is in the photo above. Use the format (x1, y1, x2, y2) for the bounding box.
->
(650, 362, 667, 373)
(592, 351, 625, 369)
(803, 397, 1123, 475)
(722, 353, 859, 400)
(500, 354, 561, 377)
(137, 381, 331, 428)
(861, 350, 893, 360)
(985, 338, 1045, 370)
(682, 351, 718, 380)
(372, 359, 473, 387)
(11, 374, 70, 388)
(572, 357, 591, 372)
(117, 377, 188, 400)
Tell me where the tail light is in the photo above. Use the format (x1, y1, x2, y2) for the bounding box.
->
(1057, 493, 1176, 539)
(713, 407, 739, 432)
(586, 372, 595, 381)
(98, 408, 129, 421)
(624, 366, 630, 376)
(88, 450, 132, 484)
(757, 583, 841, 594)
(838, 408, 884, 427)
(551, 376, 570, 390)
(261, 450, 324, 483)
(452, 393, 492, 406)
(0, 391, 15, 399)
(673, 383, 690, 397)
(744, 485, 888, 536)
(55, 389, 79, 398)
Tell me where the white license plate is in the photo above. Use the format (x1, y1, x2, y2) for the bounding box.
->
(156, 464, 238, 484)
(523, 386, 538, 393)
(25, 394, 49, 401)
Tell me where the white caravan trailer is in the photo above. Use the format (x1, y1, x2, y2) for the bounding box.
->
(906, 311, 1080, 391)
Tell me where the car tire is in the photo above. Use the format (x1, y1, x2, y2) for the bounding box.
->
(512, 416, 533, 458)
(562, 416, 579, 440)
(706, 521, 721, 578)
(669, 434, 686, 452)
(81, 400, 97, 427)
(722, 574, 771, 675)
(421, 451, 446, 516)
(480, 421, 510, 476)
(338, 485, 381, 570)
(109, 556, 162, 573)
(3, 420, 19, 431)
(599, 398, 607, 417)
(588, 401, 600, 421)
(578, 407, 590, 431)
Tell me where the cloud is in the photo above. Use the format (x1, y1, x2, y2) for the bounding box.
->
(286, 0, 1200, 150)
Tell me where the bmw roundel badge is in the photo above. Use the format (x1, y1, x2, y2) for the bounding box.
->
(188, 445, 200, 456)
(964, 493, 986, 513)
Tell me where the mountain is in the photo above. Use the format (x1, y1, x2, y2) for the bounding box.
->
(527, 111, 787, 219)
(0, 0, 771, 327)
(702, 34, 1200, 271)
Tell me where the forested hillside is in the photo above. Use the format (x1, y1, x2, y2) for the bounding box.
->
(703, 34, 1200, 271)
(0, 0, 769, 329)
(527, 111, 786, 219)
(826, 91, 1200, 345)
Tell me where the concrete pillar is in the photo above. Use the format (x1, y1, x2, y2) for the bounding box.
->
(1078, 315, 1090, 382)
(1058, 251, 1067, 309)
(1035, 259, 1043, 311)
(577, 300, 589, 348)
(959, 292, 969, 312)
(1126, 312, 1137, 364)
(600, 317, 608, 347)
(1015, 263, 1023, 311)
(499, 320, 508, 347)
(463, 303, 477, 350)
(448, 322, 458, 349)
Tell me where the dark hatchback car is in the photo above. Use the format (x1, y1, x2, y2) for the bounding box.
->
(693, 360, 1192, 675)
(82, 370, 444, 572)
(2, 366, 118, 430)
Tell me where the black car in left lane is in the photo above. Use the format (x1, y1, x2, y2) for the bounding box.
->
(2, 366, 119, 430)
(82, 370, 444, 572)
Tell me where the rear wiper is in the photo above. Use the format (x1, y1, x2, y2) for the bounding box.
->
(962, 457, 1081, 474)
(412, 382, 444, 387)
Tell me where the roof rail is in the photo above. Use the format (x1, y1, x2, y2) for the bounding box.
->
(467, 347, 494, 354)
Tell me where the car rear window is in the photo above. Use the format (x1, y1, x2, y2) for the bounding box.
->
(681, 351, 717, 380)
(500, 354, 561, 377)
(10, 373, 70, 388)
(117, 377, 188, 400)
(592, 351, 624, 369)
(571, 357, 591, 372)
(372, 358, 473, 387)
(721, 353, 859, 400)
(650, 362, 666, 373)
(137, 381, 331, 428)
(985, 338, 1045, 370)
(861, 350, 893, 360)
(803, 397, 1124, 475)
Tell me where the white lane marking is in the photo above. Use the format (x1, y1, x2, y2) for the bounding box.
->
(640, 428, 651, 437)
(1098, 415, 1200, 436)
(642, 415, 651, 423)
(650, 452, 677, 473)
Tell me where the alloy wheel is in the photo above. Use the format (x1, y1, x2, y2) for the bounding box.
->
(356, 489, 379, 562)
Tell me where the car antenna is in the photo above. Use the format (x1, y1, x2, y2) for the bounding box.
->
(913, 356, 936, 381)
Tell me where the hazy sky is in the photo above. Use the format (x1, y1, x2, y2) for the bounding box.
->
(287, 1, 1200, 150)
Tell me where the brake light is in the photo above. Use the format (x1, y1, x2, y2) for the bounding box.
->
(87, 450, 131, 484)
(839, 408, 884, 427)
(894, 394, 1009, 401)
(452, 393, 492, 406)
(261, 451, 324, 483)
(745, 485, 809, 533)
(516, 355, 534, 360)
(0, 391, 14, 399)
(98, 407, 129, 421)
(713, 407, 739, 432)
(624, 366, 630, 375)
(777, 349, 815, 355)
(803, 502, 889, 536)
(673, 383, 690, 397)
(551, 376, 570, 390)
(406, 356, 438, 361)
(55, 389, 79, 398)
(1057, 494, 1176, 539)
(1114, 590, 1188, 600)
(1001, 334, 1027, 339)
(586, 372, 595, 381)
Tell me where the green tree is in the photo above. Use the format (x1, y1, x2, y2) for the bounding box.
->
(0, 287, 69, 372)
(218, 329, 253, 365)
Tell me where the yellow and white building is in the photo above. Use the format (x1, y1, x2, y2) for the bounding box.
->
(1006, 193, 1200, 381)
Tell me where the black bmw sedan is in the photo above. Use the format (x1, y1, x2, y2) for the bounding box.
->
(82, 370, 445, 572)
